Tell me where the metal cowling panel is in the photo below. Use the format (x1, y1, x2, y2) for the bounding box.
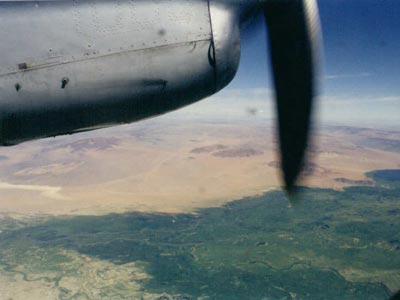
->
(0, 0, 216, 145)
(208, 1, 241, 93)
(0, 0, 212, 77)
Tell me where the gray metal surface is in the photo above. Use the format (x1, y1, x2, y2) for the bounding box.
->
(0, 0, 211, 76)
(209, 1, 241, 92)
(0, 0, 243, 145)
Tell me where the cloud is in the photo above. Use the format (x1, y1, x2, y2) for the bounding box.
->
(317, 94, 400, 129)
(324, 73, 373, 80)
(319, 95, 400, 104)
(211, 88, 272, 102)
(165, 88, 274, 119)
(165, 87, 398, 129)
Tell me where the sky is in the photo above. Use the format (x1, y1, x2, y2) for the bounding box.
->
(177, 0, 400, 129)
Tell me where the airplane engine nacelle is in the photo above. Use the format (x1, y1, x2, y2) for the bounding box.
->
(0, 0, 241, 146)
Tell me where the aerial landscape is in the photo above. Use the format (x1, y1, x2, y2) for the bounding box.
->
(0, 113, 399, 300)
(1, 1, 399, 299)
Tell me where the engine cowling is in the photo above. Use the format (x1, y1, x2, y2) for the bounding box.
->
(0, 0, 241, 146)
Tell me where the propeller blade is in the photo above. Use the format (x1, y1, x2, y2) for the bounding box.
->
(263, 0, 321, 192)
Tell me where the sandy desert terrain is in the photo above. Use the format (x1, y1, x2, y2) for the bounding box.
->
(0, 116, 398, 216)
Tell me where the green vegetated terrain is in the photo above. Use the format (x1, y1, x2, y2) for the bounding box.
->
(0, 170, 399, 300)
